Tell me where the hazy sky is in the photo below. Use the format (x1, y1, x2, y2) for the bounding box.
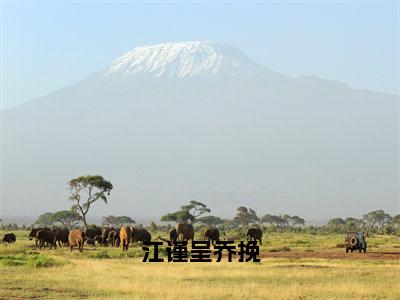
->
(1, 1, 398, 108)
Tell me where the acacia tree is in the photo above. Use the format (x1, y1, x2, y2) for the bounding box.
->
(363, 210, 391, 229)
(234, 207, 259, 227)
(195, 215, 224, 227)
(281, 215, 305, 227)
(161, 201, 210, 224)
(34, 212, 55, 227)
(52, 210, 82, 229)
(261, 214, 288, 228)
(344, 217, 362, 231)
(68, 175, 113, 230)
(161, 210, 195, 223)
(180, 201, 211, 218)
(235, 206, 249, 227)
(102, 215, 135, 227)
(392, 214, 400, 228)
(326, 218, 346, 233)
(290, 216, 306, 227)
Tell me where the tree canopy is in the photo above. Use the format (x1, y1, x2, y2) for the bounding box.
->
(68, 175, 113, 230)
(234, 206, 259, 227)
(363, 210, 391, 229)
(161, 201, 210, 223)
(392, 214, 400, 227)
(102, 215, 135, 227)
(180, 201, 211, 218)
(52, 210, 82, 229)
(161, 210, 195, 223)
(261, 214, 288, 227)
(195, 215, 224, 227)
(34, 212, 55, 227)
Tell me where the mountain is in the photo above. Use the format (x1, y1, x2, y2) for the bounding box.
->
(102, 41, 269, 78)
(1, 41, 398, 220)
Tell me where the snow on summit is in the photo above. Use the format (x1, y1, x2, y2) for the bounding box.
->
(102, 41, 265, 78)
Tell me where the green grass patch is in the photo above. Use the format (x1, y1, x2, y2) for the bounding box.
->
(0, 253, 63, 268)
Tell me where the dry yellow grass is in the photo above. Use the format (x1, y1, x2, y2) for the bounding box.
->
(2, 255, 400, 299)
(1, 230, 399, 299)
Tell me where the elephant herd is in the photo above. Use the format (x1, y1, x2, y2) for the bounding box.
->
(23, 226, 152, 252)
(169, 224, 263, 246)
(27, 227, 85, 252)
(2, 224, 263, 252)
(97, 226, 152, 250)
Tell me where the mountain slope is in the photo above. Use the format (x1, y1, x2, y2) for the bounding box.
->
(1, 42, 398, 219)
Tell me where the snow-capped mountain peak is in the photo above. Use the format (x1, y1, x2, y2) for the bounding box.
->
(102, 41, 265, 78)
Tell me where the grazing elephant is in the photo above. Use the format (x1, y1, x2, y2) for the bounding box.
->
(203, 228, 220, 245)
(69, 230, 85, 252)
(176, 223, 194, 242)
(169, 229, 178, 243)
(101, 227, 114, 246)
(2, 233, 16, 244)
(246, 227, 263, 245)
(131, 228, 151, 243)
(85, 226, 102, 240)
(108, 229, 121, 247)
(120, 226, 132, 251)
(29, 228, 49, 247)
(36, 229, 56, 249)
(51, 228, 69, 247)
(29, 228, 42, 240)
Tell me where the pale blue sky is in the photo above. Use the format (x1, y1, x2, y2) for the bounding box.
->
(1, 1, 399, 108)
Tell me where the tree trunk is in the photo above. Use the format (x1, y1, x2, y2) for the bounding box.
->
(82, 214, 88, 231)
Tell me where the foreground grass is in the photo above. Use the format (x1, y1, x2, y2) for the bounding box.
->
(0, 230, 399, 299)
(1, 256, 399, 299)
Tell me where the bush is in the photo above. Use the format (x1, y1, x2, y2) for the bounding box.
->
(89, 250, 110, 259)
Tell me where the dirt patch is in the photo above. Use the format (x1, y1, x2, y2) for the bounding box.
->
(273, 264, 331, 269)
(262, 250, 400, 260)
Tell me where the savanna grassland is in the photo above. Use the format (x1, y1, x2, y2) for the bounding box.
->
(1, 230, 399, 299)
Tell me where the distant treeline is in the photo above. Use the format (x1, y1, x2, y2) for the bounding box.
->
(1, 205, 399, 236)
(2, 176, 399, 235)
